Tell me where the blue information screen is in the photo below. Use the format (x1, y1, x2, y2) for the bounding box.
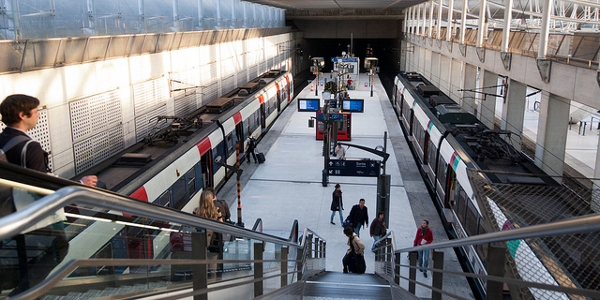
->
(298, 98, 320, 112)
(341, 99, 364, 113)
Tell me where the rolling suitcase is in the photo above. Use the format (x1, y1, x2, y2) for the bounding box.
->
(256, 152, 265, 163)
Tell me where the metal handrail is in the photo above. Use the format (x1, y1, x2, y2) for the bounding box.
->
(252, 218, 263, 232)
(288, 219, 299, 243)
(0, 185, 302, 248)
(395, 213, 600, 253)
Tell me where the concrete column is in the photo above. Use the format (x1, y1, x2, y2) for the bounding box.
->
(403, 8, 410, 33)
(478, 70, 497, 129)
(535, 91, 570, 177)
(501, 79, 527, 151)
(416, 4, 422, 35)
(460, 0, 467, 44)
(428, 0, 435, 38)
(477, 0, 487, 47)
(440, 55, 452, 95)
(436, 0, 443, 39)
(423, 48, 432, 79)
(430, 52, 441, 87)
(422, 2, 428, 36)
(446, 0, 455, 41)
(462, 64, 477, 114)
(501, 0, 514, 52)
(449, 59, 463, 101)
(538, 0, 553, 59)
(408, 6, 414, 34)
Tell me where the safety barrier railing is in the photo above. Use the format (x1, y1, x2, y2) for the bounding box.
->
(0, 179, 325, 300)
(374, 215, 600, 300)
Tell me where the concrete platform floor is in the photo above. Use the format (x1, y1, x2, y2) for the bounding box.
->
(218, 74, 475, 299)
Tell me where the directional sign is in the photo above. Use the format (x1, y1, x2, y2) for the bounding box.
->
(328, 159, 380, 177)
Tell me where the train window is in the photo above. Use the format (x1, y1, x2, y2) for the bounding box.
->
(157, 191, 171, 207)
(214, 144, 224, 173)
(171, 177, 187, 209)
(226, 133, 234, 156)
(476, 221, 488, 264)
(455, 189, 467, 224)
(402, 101, 411, 121)
(437, 160, 448, 190)
(427, 140, 437, 166)
(254, 112, 260, 131)
(186, 168, 197, 199)
(465, 201, 479, 236)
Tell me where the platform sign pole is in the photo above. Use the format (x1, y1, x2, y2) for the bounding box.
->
(235, 141, 244, 227)
(322, 102, 330, 187)
(377, 132, 390, 227)
(315, 65, 319, 96)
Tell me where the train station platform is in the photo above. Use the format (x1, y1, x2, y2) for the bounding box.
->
(219, 73, 475, 298)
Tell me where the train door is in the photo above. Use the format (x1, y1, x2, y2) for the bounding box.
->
(200, 149, 213, 189)
(409, 110, 414, 136)
(236, 122, 245, 153)
(260, 103, 266, 129)
(275, 83, 281, 112)
(444, 167, 457, 208)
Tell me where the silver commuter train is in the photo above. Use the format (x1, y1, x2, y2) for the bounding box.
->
(391, 71, 581, 299)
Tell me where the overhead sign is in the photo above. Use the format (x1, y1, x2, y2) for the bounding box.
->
(298, 98, 320, 112)
(328, 159, 380, 177)
(341, 99, 364, 113)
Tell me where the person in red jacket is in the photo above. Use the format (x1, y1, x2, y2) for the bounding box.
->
(413, 220, 433, 278)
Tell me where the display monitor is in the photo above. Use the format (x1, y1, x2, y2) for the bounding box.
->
(298, 98, 320, 112)
(341, 99, 364, 113)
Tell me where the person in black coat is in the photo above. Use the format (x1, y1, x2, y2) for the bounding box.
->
(246, 132, 257, 163)
(330, 184, 344, 225)
(348, 198, 369, 237)
(0, 94, 98, 296)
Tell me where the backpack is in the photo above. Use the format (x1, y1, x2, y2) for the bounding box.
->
(0, 135, 31, 164)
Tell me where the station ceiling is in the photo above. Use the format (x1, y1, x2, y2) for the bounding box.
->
(243, 0, 408, 10)
(243, 0, 418, 19)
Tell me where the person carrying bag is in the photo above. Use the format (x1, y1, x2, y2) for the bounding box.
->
(342, 227, 366, 274)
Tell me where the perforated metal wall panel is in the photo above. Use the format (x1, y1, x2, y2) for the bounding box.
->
(70, 90, 122, 142)
(221, 75, 235, 95)
(237, 70, 247, 86)
(69, 90, 123, 173)
(0, 108, 54, 171)
(221, 57, 235, 77)
(73, 125, 124, 173)
(249, 65, 258, 78)
(259, 62, 267, 74)
(171, 69, 200, 117)
(135, 105, 168, 142)
(133, 77, 167, 115)
(201, 63, 219, 102)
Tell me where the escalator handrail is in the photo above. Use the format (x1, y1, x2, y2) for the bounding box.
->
(0, 185, 305, 248)
(252, 217, 263, 232)
(288, 219, 299, 243)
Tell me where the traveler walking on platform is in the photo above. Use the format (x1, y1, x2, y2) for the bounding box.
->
(348, 199, 369, 237)
(0, 94, 98, 296)
(370, 211, 386, 252)
(246, 132, 257, 164)
(342, 227, 366, 274)
(413, 220, 433, 278)
(330, 184, 344, 225)
(335, 143, 346, 159)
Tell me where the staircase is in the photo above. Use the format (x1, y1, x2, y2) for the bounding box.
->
(303, 272, 393, 300)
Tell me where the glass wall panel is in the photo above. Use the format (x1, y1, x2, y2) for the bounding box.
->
(2, 0, 284, 40)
